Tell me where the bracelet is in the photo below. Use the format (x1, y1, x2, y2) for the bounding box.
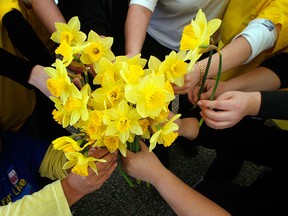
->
(196, 62, 205, 87)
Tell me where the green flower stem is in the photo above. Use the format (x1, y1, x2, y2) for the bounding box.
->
(197, 49, 214, 102)
(84, 71, 89, 84)
(210, 52, 222, 100)
(117, 165, 134, 187)
(198, 49, 222, 127)
(133, 136, 140, 152)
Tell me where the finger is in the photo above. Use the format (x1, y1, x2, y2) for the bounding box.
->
(138, 140, 149, 152)
(187, 91, 195, 104)
(200, 108, 232, 122)
(95, 153, 118, 174)
(200, 112, 229, 129)
(95, 161, 118, 185)
(192, 87, 200, 104)
(198, 99, 233, 111)
(88, 147, 109, 158)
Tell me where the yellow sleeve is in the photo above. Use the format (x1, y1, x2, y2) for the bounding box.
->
(218, 0, 288, 81)
(0, 0, 21, 23)
(257, 0, 288, 54)
(39, 145, 68, 180)
(0, 180, 72, 216)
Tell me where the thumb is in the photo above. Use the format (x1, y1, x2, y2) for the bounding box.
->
(139, 140, 149, 152)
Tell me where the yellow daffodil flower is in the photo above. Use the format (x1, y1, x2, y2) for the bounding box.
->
(52, 136, 81, 152)
(93, 57, 117, 86)
(80, 30, 115, 64)
(84, 110, 107, 140)
(119, 61, 145, 85)
(149, 114, 181, 151)
(125, 73, 175, 118)
(51, 16, 86, 46)
(63, 152, 106, 176)
(62, 84, 90, 126)
(45, 59, 82, 104)
(56, 40, 91, 67)
(103, 135, 124, 153)
(50, 96, 74, 128)
(138, 118, 151, 139)
(103, 100, 143, 144)
(180, 9, 221, 61)
(159, 50, 188, 86)
(147, 55, 162, 75)
(92, 79, 125, 109)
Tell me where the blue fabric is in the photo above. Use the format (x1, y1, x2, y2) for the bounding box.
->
(0, 131, 49, 206)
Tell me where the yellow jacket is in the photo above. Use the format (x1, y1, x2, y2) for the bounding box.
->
(0, 0, 53, 130)
(219, 0, 288, 80)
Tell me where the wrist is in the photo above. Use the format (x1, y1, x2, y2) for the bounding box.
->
(248, 92, 261, 116)
(29, 65, 52, 97)
(61, 178, 84, 207)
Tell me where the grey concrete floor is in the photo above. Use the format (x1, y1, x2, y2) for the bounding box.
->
(70, 143, 264, 215)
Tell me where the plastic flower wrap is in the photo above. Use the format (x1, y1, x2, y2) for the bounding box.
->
(45, 10, 221, 178)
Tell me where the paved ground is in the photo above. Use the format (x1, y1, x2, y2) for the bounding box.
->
(70, 143, 264, 215)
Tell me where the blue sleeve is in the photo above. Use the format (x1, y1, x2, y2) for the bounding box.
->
(2, 131, 50, 176)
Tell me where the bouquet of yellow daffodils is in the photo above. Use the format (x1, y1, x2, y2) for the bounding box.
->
(45, 9, 221, 177)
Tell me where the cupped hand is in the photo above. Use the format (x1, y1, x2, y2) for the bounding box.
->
(64, 148, 118, 204)
(121, 140, 164, 184)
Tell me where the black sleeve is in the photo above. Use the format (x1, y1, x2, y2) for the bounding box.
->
(257, 91, 288, 120)
(0, 48, 35, 88)
(260, 53, 288, 89)
(2, 9, 53, 66)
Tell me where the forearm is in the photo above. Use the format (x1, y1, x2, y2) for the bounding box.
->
(177, 117, 199, 140)
(223, 66, 281, 92)
(152, 169, 230, 216)
(30, 0, 66, 34)
(125, 5, 152, 57)
(198, 36, 251, 79)
(61, 178, 84, 206)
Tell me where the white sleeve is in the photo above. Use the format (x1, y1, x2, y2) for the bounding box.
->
(129, 0, 158, 12)
(233, 18, 277, 64)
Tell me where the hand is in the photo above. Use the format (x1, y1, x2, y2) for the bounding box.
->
(197, 91, 261, 129)
(169, 111, 199, 140)
(173, 69, 198, 95)
(62, 148, 118, 206)
(121, 140, 164, 184)
(188, 79, 226, 104)
(29, 65, 52, 97)
(68, 61, 96, 77)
